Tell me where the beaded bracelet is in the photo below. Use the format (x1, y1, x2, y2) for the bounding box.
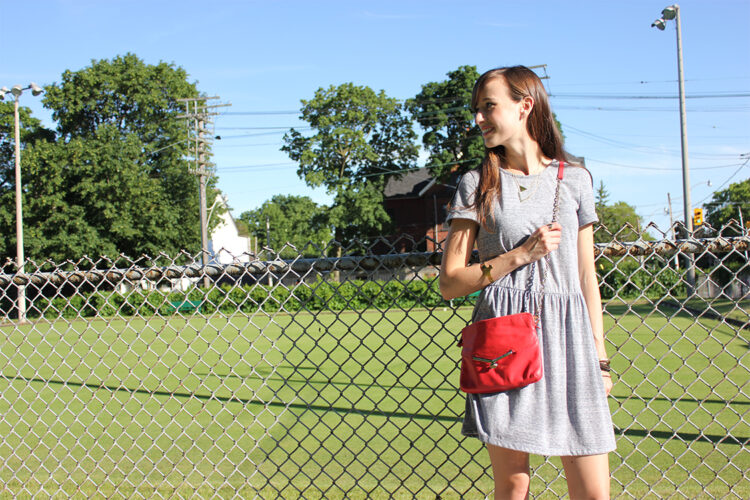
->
(599, 359, 611, 373)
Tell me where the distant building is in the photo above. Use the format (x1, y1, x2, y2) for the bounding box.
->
(208, 195, 251, 264)
(383, 168, 460, 252)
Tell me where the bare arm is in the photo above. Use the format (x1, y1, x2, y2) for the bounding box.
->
(439, 218, 563, 300)
(577, 223, 612, 395)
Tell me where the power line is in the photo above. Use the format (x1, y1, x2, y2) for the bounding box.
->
(218, 161, 297, 172)
(554, 76, 750, 87)
(144, 138, 189, 156)
(218, 126, 312, 131)
(223, 110, 298, 116)
(219, 130, 295, 139)
(562, 123, 747, 159)
(633, 159, 749, 210)
(695, 159, 749, 206)
(361, 157, 480, 179)
(214, 142, 282, 148)
(550, 91, 750, 99)
(587, 158, 748, 171)
(553, 104, 750, 112)
(218, 83, 750, 118)
(219, 93, 749, 125)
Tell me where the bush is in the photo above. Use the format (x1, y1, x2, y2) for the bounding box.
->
(598, 257, 686, 299)
(21, 276, 460, 320)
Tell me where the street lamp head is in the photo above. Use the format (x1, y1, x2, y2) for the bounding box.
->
(662, 5, 678, 20)
(29, 82, 44, 96)
(0, 86, 8, 100)
(651, 18, 667, 30)
(11, 85, 23, 97)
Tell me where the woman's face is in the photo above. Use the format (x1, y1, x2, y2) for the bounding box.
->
(473, 77, 525, 149)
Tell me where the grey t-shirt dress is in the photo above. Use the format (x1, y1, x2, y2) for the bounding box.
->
(447, 160, 616, 456)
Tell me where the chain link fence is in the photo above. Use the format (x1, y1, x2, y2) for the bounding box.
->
(0, 223, 747, 498)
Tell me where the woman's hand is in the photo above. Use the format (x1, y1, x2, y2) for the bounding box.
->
(522, 222, 562, 263)
(602, 373, 613, 396)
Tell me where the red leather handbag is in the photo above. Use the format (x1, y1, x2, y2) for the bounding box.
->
(458, 161, 564, 394)
(459, 312, 542, 393)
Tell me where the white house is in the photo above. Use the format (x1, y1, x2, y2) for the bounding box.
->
(208, 195, 251, 265)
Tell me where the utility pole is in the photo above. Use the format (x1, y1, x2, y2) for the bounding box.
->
(265, 215, 272, 286)
(177, 96, 230, 288)
(652, 4, 694, 296)
(667, 193, 679, 270)
(740, 208, 748, 262)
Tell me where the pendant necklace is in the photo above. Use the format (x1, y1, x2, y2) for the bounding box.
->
(509, 170, 543, 203)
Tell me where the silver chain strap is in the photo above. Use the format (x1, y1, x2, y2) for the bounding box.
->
(530, 168, 562, 326)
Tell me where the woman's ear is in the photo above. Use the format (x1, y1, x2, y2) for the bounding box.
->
(520, 95, 534, 119)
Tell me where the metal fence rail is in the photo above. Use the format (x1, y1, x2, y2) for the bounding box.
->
(0, 224, 747, 498)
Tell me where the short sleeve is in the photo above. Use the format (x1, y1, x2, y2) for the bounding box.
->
(446, 171, 480, 224)
(577, 170, 599, 228)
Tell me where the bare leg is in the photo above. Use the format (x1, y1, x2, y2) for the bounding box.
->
(487, 444, 530, 500)
(560, 453, 610, 500)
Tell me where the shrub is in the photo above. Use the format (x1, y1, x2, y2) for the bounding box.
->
(21, 276, 465, 320)
(598, 257, 686, 299)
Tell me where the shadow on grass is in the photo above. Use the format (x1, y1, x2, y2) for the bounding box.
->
(198, 367, 459, 394)
(615, 427, 747, 446)
(2, 373, 747, 446)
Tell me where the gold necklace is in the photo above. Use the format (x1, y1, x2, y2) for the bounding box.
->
(508, 170, 543, 202)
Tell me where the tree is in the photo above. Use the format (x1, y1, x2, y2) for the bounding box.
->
(327, 179, 392, 244)
(0, 102, 55, 188)
(594, 180, 611, 209)
(239, 195, 331, 259)
(406, 65, 484, 181)
(0, 54, 216, 263)
(594, 181, 645, 243)
(704, 178, 750, 234)
(282, 83, 418, 245)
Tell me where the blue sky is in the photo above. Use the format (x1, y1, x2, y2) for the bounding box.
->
(3, 0, 749, 233)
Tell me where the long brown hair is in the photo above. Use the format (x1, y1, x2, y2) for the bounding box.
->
(469, 66, 567, 228)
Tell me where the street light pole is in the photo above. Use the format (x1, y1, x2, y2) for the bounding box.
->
(1, 83, 44, 323)
(652, 4, 695, 295)
(12, 90, 26, 322)
(673, 8, 691, 240)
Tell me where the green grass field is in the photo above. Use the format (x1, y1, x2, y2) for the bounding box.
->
(0, 302, 747, 498)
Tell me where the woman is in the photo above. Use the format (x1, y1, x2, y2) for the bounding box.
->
(440, 66, 616, 500)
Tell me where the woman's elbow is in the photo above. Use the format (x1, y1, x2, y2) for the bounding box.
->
(578, 268, 600, 292)
(439, 273, 458, 301)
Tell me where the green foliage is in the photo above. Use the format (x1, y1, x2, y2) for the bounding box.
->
(327, 178, 394, 243)
(24, 277, 469, 319)
(699, 262, 744, 292)
(0, 101, 55, 187)
(406, 65, 484, 181)
(45, 53, 193, 143)
(597, 257, 684, 300)
(282, 83, 418, 244)
(703, 177, 750, 234)
(594, 181, 648, 243)
(0, 53, 217, 263)
(19, 125, 191, 261)
(238, 194, 331, 258)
